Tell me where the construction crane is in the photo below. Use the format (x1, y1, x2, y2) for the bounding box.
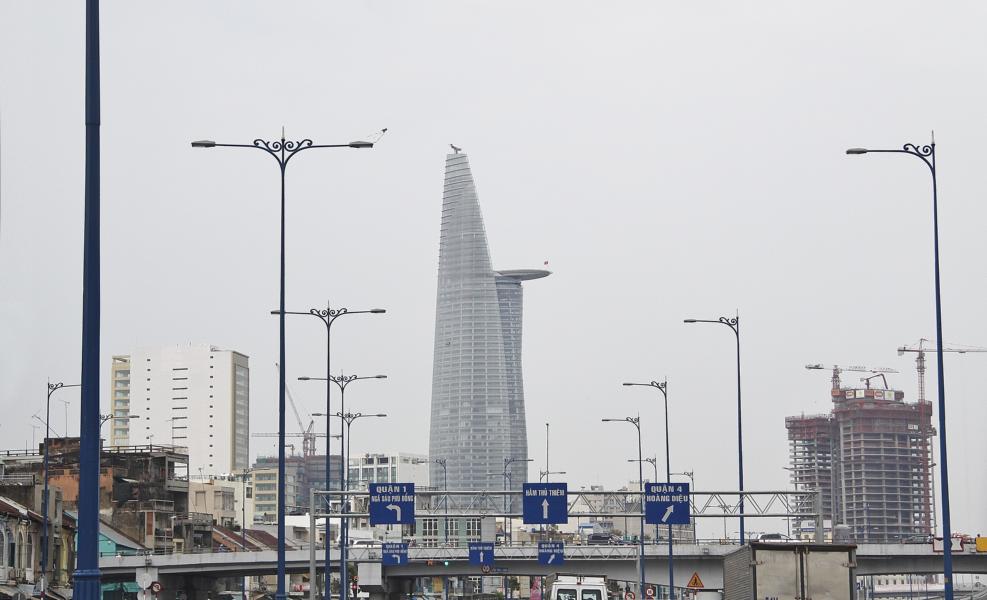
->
(898, 339, 987, 402)
(277, 362, 317, 457)
(805, 364, 898, 392)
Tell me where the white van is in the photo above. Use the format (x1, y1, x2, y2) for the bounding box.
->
(547, 575, 609, 600)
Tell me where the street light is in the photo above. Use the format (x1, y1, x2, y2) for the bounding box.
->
(684, 315, 744, 543)
(670, 472, 697, 542)
(624, 379, 675, 597)
(330, 410, 386, 600)
(275, 302, 385, 599)
(845, 135, 954, 599)
(602, 416, 645, 598)
(43, 381, 79, 599)
(193, 130, 379, 600)
(301, 372, 386, 600)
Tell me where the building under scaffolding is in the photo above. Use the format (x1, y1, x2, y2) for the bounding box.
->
(786, 375, 934, 543)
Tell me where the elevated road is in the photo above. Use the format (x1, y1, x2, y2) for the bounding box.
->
(99, 543, 987, 589)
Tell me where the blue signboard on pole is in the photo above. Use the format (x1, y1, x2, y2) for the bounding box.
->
(381, 543, 408, 566)
(538, 541, 565, 566)
(644, 482, 691, 525)
(468, 542, 494, 566)
(522, 483, 568, 524)
(369, 483, 415, 525)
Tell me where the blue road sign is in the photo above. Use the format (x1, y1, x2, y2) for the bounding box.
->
(644, 482, 691, 525)
(369, 483, 415, 525)
(522, 483, 568, 524)
(468, 542, 494, 566)
(538, 541, 565, 566)
(381, 543, 408, 566)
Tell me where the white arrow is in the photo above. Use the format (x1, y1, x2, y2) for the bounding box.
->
(547, 554, 555, 564)
(661, 505, 675, 523)
(542, 499, 550, 520)
(386, 504, 402, 521)
(391, 554, 401, 563)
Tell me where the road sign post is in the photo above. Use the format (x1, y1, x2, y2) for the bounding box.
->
(537, 542, 565, 566)
(469, 542, 494, 566)
(522, 483, 568, 524)
(381, 543, 408, 566)
(644, 483, 690, 525)
(369, 483, 415, 525)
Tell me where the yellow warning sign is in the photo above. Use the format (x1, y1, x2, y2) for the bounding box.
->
(686, 572, 704, 589)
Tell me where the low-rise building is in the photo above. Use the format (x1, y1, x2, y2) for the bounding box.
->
(0, 496, 76, 599)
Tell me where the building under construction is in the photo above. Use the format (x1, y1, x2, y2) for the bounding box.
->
(786, 367, 934, 542)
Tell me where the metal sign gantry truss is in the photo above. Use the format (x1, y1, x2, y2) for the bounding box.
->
(310, 488, 822, 520)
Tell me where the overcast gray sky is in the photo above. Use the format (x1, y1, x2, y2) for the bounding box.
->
(3, 1, 987, 539)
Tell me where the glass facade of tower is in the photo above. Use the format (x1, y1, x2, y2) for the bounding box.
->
(428, 152, 548, 492)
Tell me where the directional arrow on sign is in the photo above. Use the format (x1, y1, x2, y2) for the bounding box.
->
(547, 554, 555, 564)
(391, 554, 401, 563)
(661, 505, 675, 523)
(542, 499, 549, 520)
(386, 504, 401, 521)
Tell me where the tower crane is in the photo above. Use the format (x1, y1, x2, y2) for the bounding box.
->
(249, 363, 327, 457)
(898, 339, 987, 402)
(804, 364, 898, 392)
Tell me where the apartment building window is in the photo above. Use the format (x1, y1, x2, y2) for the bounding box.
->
(466, 518, 481, 541)
(421, 518, 439, 547)
(447, 519, 459, 541)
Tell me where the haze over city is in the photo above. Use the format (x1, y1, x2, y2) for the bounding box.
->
(4, 0, 987, 549)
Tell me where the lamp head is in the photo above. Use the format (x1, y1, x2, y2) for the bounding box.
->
(191, 140, 216, 148)
(683, 319, 697, 323)
(846, 148, 869, 155)
(298, 376, 311, 381)
(374, 375, 388, 379)
(348, 141, 374, 149)
(370, 308, 386, 314)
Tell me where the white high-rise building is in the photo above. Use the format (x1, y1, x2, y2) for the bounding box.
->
(111, 344, 249, 474)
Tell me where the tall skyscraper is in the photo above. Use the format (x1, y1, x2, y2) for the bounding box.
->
(786, 369, 934, 542)
(111, 344, 249, 475)
(428, 150, 549, 491)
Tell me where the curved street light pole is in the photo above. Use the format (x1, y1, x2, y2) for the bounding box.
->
(603, 416, 645, 598)
(684, 315, 743, 543)
(281, 304, 384, 599)
(625, 379, 675, 598)
(846, 137, 953, 599)
(335, 411, 386, 599)
(43, 381, 79, 598)
(332, 375, 385, 600)
(192, 132, 378, 600)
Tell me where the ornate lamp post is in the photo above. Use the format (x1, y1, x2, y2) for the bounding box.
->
(280, 303, 384, 597)
(43, 381, 79, 599)
(684, 315, 743, 543)
(846, 137, 954, 598)
(191, 131, 379, 600)
(603, 416, 645, 598)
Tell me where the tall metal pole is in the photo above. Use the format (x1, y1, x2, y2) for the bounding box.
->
(684, 316, 742, 543)
(283, 303, 384, 600)
(603, 417, 645, 597)
(74, 1, 101, 599)
(43, 381, 78, 597)
(276, 147, 288, 600)
(846, 138, 952, 599)
(634, 419, 645, 599)
(192, 134, 377, 600)
(243, 472, 248, 600)
(661, 384, 673, 599)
